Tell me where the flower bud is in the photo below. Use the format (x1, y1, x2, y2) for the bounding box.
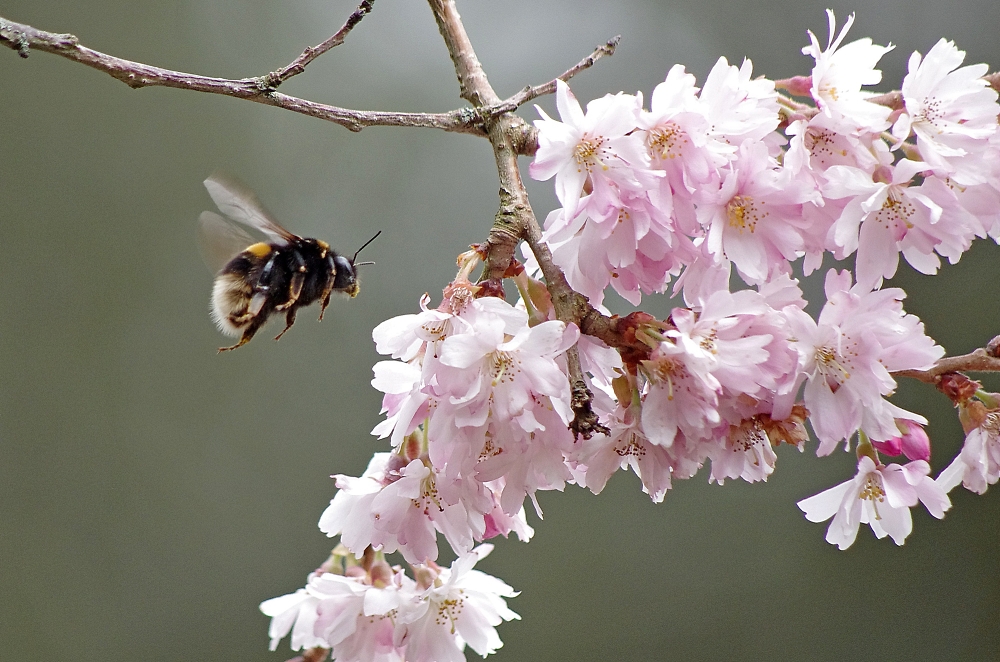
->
(897, 420, 931, 462)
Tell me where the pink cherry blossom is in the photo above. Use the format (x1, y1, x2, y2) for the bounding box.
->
(824, 148, 980, 290)
(572, 401, 674, 502)
(798, 456, 950, 549)
(541, 187, 693, 306)
(640, 328, 722, 448)
(785, 270, 943, 453)
(395, 545, 519, 662)
(871, 420, 932, 462)
(709, 417, 778, 485)
(261, 548, 518, 662)
(698, 141, 820, 284)
(530, 80, 653, 217)
(937, 413, 1000, 494)
(697, 56, 781, 151)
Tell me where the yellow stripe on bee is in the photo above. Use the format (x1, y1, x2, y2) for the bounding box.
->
(245, 242, 272, 258)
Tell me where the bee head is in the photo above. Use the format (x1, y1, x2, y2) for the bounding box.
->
(332, 254, 360, 297)
(334, 230, 380, 298)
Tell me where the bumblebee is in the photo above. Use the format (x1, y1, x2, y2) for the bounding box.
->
(198, 173, 379, 351)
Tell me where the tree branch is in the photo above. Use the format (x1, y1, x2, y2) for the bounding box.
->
(0, 13, 486, 136)
(2, 1, 631, 433)
(492, 36, 620, 113)
(893, 346, 1000, 384)
(1, 8, 618, 150)
(262, 0, 375, 90)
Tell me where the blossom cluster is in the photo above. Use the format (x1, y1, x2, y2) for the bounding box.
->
(531, 11, 1000, 305)
(524, 9, 1000, 544)
(262, 11, 1000, 660)
(261, 543, 518, 662)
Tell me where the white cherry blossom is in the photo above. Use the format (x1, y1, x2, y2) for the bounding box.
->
(896, 38, 1000, 185)
(802, 10, 894, 134)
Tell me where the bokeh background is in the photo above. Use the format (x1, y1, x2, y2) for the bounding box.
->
(2, 1, 999, 660)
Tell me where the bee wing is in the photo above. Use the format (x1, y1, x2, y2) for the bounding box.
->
(203, 172, 298, 244)
(197, 210, 257, 273)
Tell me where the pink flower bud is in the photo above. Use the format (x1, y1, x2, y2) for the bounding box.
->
(898, 420, 931, 462)
(872, 436, 903, 457)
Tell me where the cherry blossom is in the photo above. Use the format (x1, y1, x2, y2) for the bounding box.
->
(261, 9, 1000, 658)
(571, 400, 674, 502)
(871, 420, 932, 462)
(785, 270, 943, 453)
(802, 10, 894, 134)
(698, 141, 820, 283)
(530, 80, 654, 217)
(895, 38, 1000, 186)
(395, 545, 519, 662)
(261, 547, 517, 662)
(938, 412, 1000, 494)
(798, 456, 950, 549)
(824, 146, 981, 289)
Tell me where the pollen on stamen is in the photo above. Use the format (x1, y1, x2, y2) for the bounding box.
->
(435, 598, 464, 632)
(421, 320, 449, 342)
(413, 473, 444, 513)
(816, 345, 851, 388)
(730, 419, 768, 454)
(647, 122, 687, 160)
(699, 330, 718, 355)
(914, 97, 944, 130)
(573, 135, 606, 171)
(646, 356, 687, 400)
(489, 350, 519, 387)
(874, 191, 916, 230)
(727, 195, 765, 233)
(859, 472, 886, 520)
(615, 433, 647, 458)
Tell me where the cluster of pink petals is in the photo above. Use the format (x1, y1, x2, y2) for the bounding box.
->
(531, 11, 1000, 303)
(567, 268, 939, 504)
(260, 544, 518, 662)
(323, 286, 578, 565)
(785, 270, 943, 454)
(523, 10, 997, 549)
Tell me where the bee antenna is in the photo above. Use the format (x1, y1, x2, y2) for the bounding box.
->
(352, 230, 382, 263)
(354, 260, 376, 268)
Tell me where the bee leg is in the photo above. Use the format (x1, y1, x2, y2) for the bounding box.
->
(275, 272, 305, 312)
(274, 306, 298, 341)
(318, 291, 332, 321)
(219, 315, 266, 352)
(317, 270, 336, 321)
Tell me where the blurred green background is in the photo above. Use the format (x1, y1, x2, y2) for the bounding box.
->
(2, 1, 999, 660)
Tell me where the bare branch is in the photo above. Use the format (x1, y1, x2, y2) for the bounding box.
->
(263, 0, 375, 90)
(493, 36, 620, 113)
(893, 347, 1000, 384)
(0, 14, 486, 136)
(426, 0, 500, 108)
